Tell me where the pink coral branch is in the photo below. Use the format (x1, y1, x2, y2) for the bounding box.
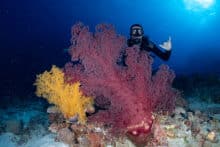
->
(64, 22, 180, 140)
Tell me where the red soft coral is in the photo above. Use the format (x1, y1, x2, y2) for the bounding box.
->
(64, 22, 179, 142)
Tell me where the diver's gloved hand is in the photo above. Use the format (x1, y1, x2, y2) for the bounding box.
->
(159, 36, 172, 51)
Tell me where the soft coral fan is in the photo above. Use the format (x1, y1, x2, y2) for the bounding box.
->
(64, 23, 179, 139)
(34, 65, 93, 124)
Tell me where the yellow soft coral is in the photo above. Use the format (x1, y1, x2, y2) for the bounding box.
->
(34, 65, 93, 124)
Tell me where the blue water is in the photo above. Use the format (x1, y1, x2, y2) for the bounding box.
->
(0, 0, 219, 146)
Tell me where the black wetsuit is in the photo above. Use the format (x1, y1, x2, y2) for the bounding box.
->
(127, 36, 171, 61)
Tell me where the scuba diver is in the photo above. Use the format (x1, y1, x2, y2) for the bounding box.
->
(127, 24, 172, 61)
(91, 24, 173, 115)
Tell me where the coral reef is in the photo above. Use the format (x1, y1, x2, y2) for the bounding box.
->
(64, 22, 179, 142)
(149, 106, 220, 147)
(45, 105, 220, 146)
(34, 65, 93, 123)
(33, 22, 180, 145)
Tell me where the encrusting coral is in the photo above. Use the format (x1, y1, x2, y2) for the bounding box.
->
(34, 65, 93, 124)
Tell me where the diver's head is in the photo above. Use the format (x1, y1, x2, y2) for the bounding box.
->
(130, 24, 144, 44)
